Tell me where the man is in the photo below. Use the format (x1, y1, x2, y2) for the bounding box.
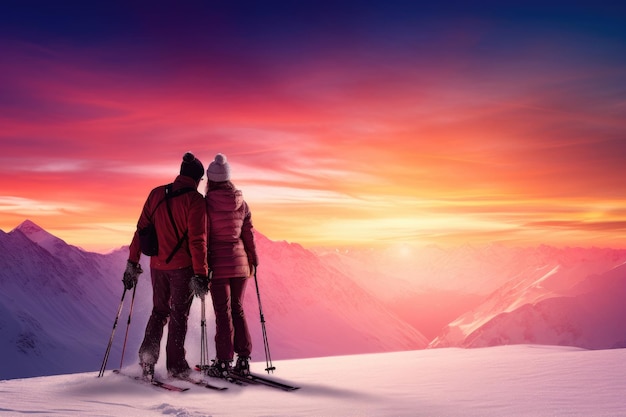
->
(123, 152, 210, 379)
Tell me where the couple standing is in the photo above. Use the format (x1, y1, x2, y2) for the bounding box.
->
(123, 152, 258, 379)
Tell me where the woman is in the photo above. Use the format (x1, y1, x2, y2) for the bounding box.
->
(204, 153, 259, 377)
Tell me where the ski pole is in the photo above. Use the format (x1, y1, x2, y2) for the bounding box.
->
(252, 267, 275, 373)
(199, 294, 210, 373)
(119, 283, 137, 369)
(98, 287, 127, 377)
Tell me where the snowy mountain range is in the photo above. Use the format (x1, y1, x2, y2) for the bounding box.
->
(0, 220, 427, 380)
(2, 220, 626, 380)
(430, 251, 626, 349)
(316, 244, 626, 348)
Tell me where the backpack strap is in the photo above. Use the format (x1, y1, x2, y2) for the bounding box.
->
(163, 184, 196, 264)
(148, 184, 196, 220)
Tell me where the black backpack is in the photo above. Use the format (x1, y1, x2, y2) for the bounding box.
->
(138, 183, 196, 262)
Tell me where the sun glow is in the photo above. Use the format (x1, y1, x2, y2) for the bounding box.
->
(1, 3, 625, 251)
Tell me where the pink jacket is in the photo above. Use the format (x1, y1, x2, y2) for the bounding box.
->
(205, 183, 258, 279)
(129, 175, 208, 276)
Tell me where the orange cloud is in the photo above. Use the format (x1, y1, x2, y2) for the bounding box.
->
(1, 10, 625, 251)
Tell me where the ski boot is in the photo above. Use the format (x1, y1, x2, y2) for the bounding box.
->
(169, 366, 192, 380)
(139, 352, 156, 381)
(206, 359, 232, 378)
(140, 362, 155, 381)
(232, 356, 251, 376)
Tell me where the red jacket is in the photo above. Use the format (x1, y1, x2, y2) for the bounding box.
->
(206, 183, 258, 279)
(129, 175, 208, 276)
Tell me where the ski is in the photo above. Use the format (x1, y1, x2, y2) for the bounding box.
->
(194, 364, 299, 391)
(174, 375, 228, 391)
(112, 369, 189, 392)
(195, 364, 247, 386)
(228, 372, 300, 391)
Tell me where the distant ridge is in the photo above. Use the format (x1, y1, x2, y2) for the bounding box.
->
(0, 220, 429, 380)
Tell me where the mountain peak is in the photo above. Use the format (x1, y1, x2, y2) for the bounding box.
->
(13, 220, 56, 244)
(16, 219, 44, 232)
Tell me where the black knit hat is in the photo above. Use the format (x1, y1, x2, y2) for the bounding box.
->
(180, 152, 204, 181)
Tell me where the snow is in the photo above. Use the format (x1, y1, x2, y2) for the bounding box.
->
(2, 345, 626, 416)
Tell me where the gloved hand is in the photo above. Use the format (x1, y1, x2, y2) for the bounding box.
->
(190, 274, 210, 298)
(122, 261, 143, 290)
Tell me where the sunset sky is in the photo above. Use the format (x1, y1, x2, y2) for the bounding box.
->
(1, 1, 625, 252)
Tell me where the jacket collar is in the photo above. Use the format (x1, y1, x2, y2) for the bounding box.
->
(173, 175, 198, 191)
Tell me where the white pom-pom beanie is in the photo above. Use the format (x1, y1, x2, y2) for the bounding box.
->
(206, 153, 231, 182)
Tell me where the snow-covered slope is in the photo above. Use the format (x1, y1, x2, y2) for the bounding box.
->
(0, 220, 428, 380)
(1, 346, 626, 417)
(0, 223, 133, 379)
(430, 249, 626, 348)
(453, 263, 626, 349)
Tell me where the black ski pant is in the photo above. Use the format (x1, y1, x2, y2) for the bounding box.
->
(138, 266, 194, 375)
(209, 277, 252, 361)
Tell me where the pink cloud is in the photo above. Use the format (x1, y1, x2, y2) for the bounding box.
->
(1, 16, 625, 250)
